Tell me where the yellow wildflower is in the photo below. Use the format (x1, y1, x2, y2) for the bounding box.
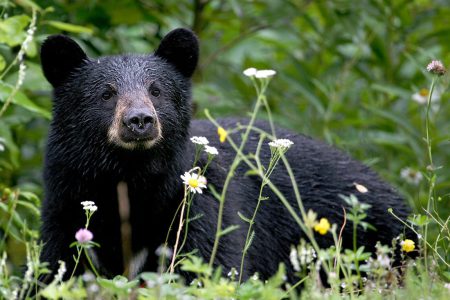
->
(218, 127, 227, 143)
(401, 239, 415, 253)
(314, 218, 331, 235)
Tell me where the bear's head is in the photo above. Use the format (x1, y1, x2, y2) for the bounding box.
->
(41, 29, 199, 151)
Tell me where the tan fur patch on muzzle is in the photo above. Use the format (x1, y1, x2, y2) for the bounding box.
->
(107, 96, 162, 149)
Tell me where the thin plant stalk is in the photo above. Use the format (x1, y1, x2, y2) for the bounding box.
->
(0, 9, 37, 117)
(423, 76, 436, 269)
(388, 209, 449, 267)
(207, 82, 269, 268)
(170, 187, 189, 274)
(206, 111, 330, 275)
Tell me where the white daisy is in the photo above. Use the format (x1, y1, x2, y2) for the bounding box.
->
(181, 172, 207, 194)
(412, 88, 442, 105)
(400, 167, 423, 185)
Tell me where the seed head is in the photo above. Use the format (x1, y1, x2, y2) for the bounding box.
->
(426, 60, 446, 76)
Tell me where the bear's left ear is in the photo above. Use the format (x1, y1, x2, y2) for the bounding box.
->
(154, 28, 199, 78)
(41, 35, 88, 88)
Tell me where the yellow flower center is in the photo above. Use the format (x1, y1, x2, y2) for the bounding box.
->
(188, 178, 199, 188)
(218, 127, 228, 143)
(401, 239, 415, 253)
(314, 218, 331, 235)
(419, 88, 429, 97)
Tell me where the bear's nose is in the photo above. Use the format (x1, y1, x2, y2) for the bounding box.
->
(123, 109, 155, 135)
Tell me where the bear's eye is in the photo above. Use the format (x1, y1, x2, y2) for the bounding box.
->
(102, 91, 114, 100)
(150, 87, 160, 97)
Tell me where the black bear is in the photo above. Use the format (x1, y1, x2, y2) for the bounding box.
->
(40, 28, 411, 283)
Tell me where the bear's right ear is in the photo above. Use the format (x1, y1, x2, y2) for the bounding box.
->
(154, 28, 199, 78)
(41, 35, 88, 88)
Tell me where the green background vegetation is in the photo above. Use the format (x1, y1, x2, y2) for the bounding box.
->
(0, 0, 449, 298)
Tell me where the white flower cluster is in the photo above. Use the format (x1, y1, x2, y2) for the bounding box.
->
(204, 145, 218, 155)
(268, 138, 294, 149)
(17, 63, 27, 87)
(17, 11, 37, 62)
(190, 136, 219, 156)
(54, 260, 67, 283)
(289, 247, 300, 272)
(243, 67, 277, 79)
(190, 136, 209, 145)
(289, 244, 316, 273)
(81, 201, 98, 212)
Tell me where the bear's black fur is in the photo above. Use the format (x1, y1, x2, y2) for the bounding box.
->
(40, 29, 412, 283)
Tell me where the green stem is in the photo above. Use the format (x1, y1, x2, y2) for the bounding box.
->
(238, 180, 266, 284)
(423, 77, 436, 269)
(353, 219, 362, 289)
(207, 86, 267, 268)
(69, 246, 83, 280)
(388, 209, 449, 267)
(223, 134, 329, 274)
(84, 248, 100, 277)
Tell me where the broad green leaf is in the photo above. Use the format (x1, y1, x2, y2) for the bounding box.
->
(0, 81, 51, 119)
(46, 21, 94, 34)
(0, 15, 29, 47)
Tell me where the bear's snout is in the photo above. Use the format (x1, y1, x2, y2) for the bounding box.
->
(123, 108, 155, 135)
(107, 97, 162, 149)
(119, 106, 160, 144)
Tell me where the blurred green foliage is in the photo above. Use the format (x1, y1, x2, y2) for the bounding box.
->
(0, 0, 449, 280)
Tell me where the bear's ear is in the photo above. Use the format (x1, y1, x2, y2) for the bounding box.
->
(154, 28, 199, 78)
(41, 35, 88, 88)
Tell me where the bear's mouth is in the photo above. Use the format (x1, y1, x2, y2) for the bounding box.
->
(108, 123, 163, 150)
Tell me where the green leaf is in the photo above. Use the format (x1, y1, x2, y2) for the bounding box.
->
(16, 0, 43, 11)
(219, 224, 240, 237)
(16, 200, 40, 216)
(180, 256, 211, 276)
(0, 81, 51, 119)
(208, 184, 221, 202)
(244, 169, 259, 176)
(0, 15, 30, 47)
(237, 211, 253, 223)
(243, 230, 255, 252)
(46, 21, 94, 34)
